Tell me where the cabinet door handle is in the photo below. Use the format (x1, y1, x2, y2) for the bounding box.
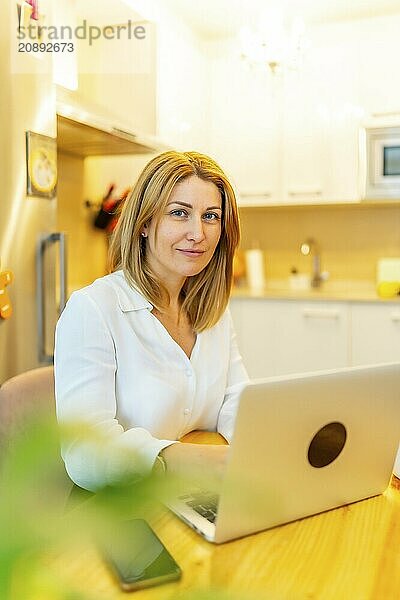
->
(391, 312, 400, 322)
(288, 190, 322, 196)
(239, 192, 272, 206)
(302, 308, 340, 319)
(241, 192, 272, 197)
(371, 111, 400, 118)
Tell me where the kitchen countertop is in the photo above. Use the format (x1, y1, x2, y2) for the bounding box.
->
(231, 280, 400, 303)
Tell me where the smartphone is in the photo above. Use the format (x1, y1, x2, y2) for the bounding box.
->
(101, 518, 181, 591)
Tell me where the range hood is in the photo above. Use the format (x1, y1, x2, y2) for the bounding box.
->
(56, 87, 168, 157)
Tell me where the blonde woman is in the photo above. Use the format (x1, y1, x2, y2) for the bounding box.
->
(55, 151, 249, 492)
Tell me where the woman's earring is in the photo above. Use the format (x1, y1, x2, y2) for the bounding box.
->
(141, 232, 147, 238)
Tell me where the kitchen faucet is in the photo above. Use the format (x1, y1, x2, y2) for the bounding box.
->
(300, 238, 325, 288)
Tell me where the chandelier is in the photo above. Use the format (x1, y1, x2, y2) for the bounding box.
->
(239, 10, 308, 74)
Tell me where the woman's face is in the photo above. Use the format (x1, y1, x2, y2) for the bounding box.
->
(143, 175, 222, 292)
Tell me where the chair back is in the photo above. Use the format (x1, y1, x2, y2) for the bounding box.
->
(0, 366, 56, 439)
(0, 365, 73, 503)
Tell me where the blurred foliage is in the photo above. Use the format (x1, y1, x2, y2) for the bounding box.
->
(0, 412, 75, 598)
(0, 412, 260, 600)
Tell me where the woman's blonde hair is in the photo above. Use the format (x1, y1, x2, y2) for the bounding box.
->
(108, 150, 240, 331)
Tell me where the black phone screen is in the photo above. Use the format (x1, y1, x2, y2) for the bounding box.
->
(103, 519, 181, 591)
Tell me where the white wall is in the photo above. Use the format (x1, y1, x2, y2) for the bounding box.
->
(153, 4, 210, 151)
(83, 154, 157, 201)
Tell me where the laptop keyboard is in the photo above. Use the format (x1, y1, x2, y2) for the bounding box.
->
(179, 491, 219, 524)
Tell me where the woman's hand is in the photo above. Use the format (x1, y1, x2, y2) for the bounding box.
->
(160, 442, 229, 489)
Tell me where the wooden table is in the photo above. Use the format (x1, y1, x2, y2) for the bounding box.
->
(28, 432, 400, 600)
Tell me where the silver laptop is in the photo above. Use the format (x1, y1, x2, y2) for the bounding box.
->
(166, 362, 400, 544)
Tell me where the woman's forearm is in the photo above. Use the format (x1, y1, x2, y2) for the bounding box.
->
(160, 442, 229, 487)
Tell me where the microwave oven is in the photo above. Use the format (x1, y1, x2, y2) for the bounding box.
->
(362, 125, 400, 200)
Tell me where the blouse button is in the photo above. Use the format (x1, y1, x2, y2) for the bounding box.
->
(185, 369, 192, 377)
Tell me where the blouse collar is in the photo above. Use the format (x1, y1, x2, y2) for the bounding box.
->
(112, 270, 153, 312)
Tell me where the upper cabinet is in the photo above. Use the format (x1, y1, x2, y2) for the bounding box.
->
(206, 14, 400, 207)
(317, 42, 362, 204)
(282, 26, 362, 204)
(281, 67, 325, 204)
(206, 40, 281, 206)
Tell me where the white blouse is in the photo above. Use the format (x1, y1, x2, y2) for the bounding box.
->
(54, 270, 249, 491)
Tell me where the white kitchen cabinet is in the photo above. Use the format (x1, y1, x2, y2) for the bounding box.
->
(279, 15, 400, 204)
(230, 298, 350, 379)
(272, 301, 350, 375)
(281, 67, 325, 205)
(207, 16, 400, 207)
(313, 31, 362, 203)
(207, 40, 280, 204)
(231, 297, 400, 379)
(229, 298, 278, 378)
(350, 303, 400, 366)
(281, 24, 363, 205)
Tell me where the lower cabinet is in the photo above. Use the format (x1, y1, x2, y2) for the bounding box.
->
(230, 298, 399, 379)
(351, 303, 400, 366)
(230, 298, 350, 379)
(229, 298, 277, 379)
(272, 301, 350, 376)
